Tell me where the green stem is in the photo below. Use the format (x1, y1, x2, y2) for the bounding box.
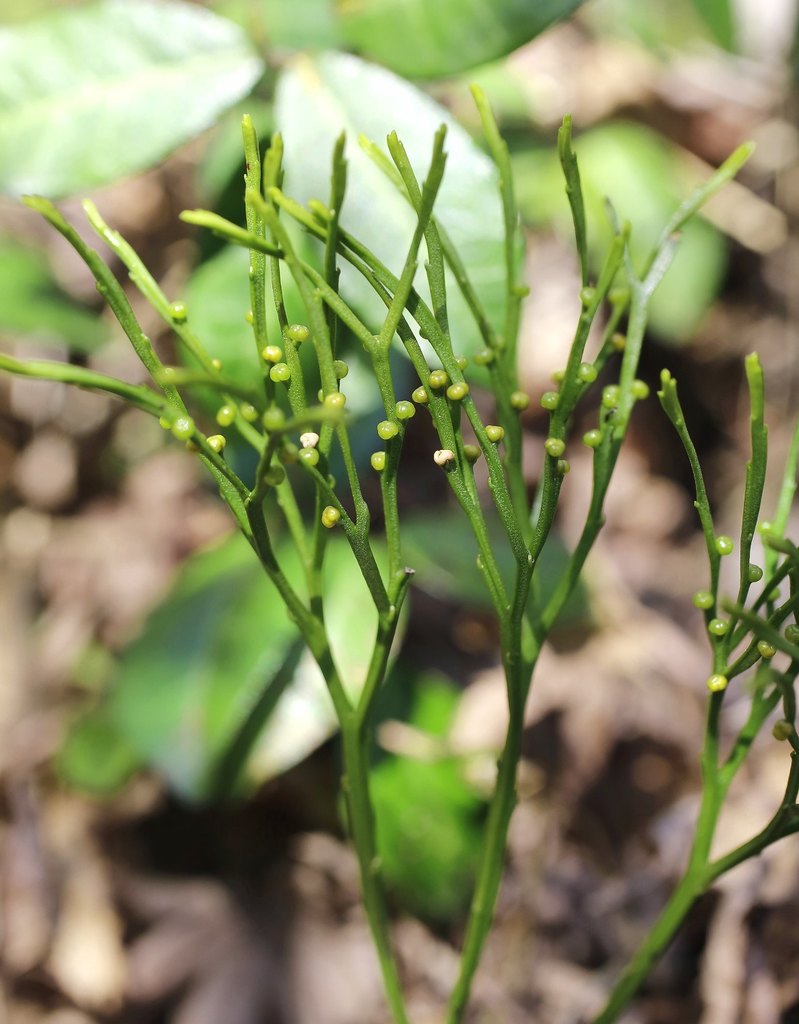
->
(594, 748, 799, 1024)
(592, 871, 705, 1024)
(23, 196, 185, 412)
(446, 690, 526, 1023)
(242, 115, 270, 382)
(341, 719, 409, 1024)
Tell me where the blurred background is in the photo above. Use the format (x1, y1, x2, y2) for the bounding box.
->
(1, 0, 799, 1021)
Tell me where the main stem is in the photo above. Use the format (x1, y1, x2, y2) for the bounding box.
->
(446, 714, 524, 1022)
(592, 871, 705, 1024)
(593, 694, 725, 1022)
(446, 631, 530, 1023)
(341, 719, 410, 1024)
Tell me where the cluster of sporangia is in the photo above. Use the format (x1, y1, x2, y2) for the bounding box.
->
(154, 293, 795, 724)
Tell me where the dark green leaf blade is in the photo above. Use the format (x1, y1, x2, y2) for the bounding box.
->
(339, 0, 585, 79)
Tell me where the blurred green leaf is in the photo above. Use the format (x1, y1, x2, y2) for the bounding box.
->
(195, 100, 273, 204)
(248, 536, 406, 781)
(371, 676, 484, 923)
(691, 0, 736, 49)
(0, 0, 264, 197)
(182, 240, 307, 400)
(184, 246, 257, 388)
(61, 531, 402, 801)
(402, 509, 587, 621)
(338, 0, 585, 79)
(0, 242, 106, 349)
(59, 707, 142, 795)
(214, 0, 341, 49)
(106, 532, 299, 800)
(513, 123, 728, 341)
(275, 52, 511, 358)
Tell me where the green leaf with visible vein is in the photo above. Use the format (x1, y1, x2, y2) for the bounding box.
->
(275, 52, 510, 358)
(0, 0, 263, 197)
(338, 0, 585, 79)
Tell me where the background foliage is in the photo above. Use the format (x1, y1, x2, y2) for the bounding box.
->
(1, 0, 798, 1020)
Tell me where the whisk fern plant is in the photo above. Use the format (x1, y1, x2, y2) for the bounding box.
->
(3, 91, 797, 1022)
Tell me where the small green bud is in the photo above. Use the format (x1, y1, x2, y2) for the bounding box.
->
(269, 362, 291, 383)
(324, 392, 347, 409)
(557, 459, 570, 475)
(608, 287, 629, 306)
(370, 451, 386, 472)
(577, 362, 597, 383)
(377, 420, 399, 440)
(757, 639, 777, 659)
(611, 332, 626, 352)
(428, 369, 449, 390)
(321, 505, 341, 529)
(463, 443, 481, 463)
(758, 521, 774, 536)
(262, 407, 286, 432)
(211, 358, 222, 371)
(632, 379, 650, 400)
(583, 429, 603, 449)
(456, 355, 469, 370)
(540, 391, 560, 411)
(244, 310, 254, 325)
(692, 590, 714, 610)
(544, 437, 566, 458)
(551, 369, 565, 384)
(240, 403, 258, 422)
(708, 618, 729, 636)
(510, 390, 530, 410)
(216, 404, 236, 427)
(715, 535, 734, 556)
(333, 359, 349, 380)
(206, 434, 226, 453)
(169, 300, 188, 322)
(602, 385, 620, 409)
(472, 349, 494, 366)
(298, 448, 319, 468)
(447, 382, 469, 401)
(706, 674, 728, 693)
(263, 464, 286, 486)
(772, 719, 794, 741)
(485, 425, 504, 443)
(286, 323, 310, 344)
(171, 415, 194, 441)
(412, 386, 429, 405)
(395, 400, 415, 420)
(785, 624, 799, 645)
(579, 286, 596, 306)
(159, 415, 172, 430)
(747, 563, 764, 583)
(262, 345, 283, 363)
